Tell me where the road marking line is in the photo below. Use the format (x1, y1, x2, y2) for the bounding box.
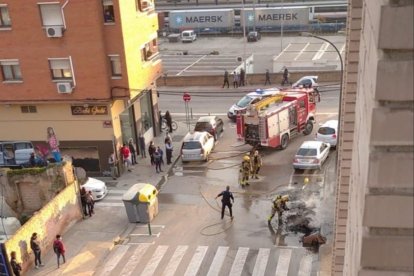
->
(95, 202, 124, 207)
(177, 55, 207, 76)
(130, 233, 161, 237)
(162, 245, 188, 276)
(141, 245, 169, 276)
(104, 195, 123, 201)
(252, 248, 270, 276)
(127, 242, 154, 245)
(294, 42, 310, 61)
(108, 190, 127, 194)
(275, 249, 292, 276)
(97, 244, 130, 276)
(207, 246, 229, 276)
(184, 246, 208, 276)
(135, 225, 165, 228)
(119, 244, 151, 276)
(229, 247, 249, 276)
(298, 254, 313, 276)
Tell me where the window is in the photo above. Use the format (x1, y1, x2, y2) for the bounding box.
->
(0, 60, 22, 81)
(136, 0, 154, 12)
(109, 55, 121, 77)
(102, 0, 115, 23)
(141, 39, 159, 62)
(0, 5, 11, 28)
(21, 105, 37, 113)
(49, 58, 73, 81)
(39, 3, 63, 27)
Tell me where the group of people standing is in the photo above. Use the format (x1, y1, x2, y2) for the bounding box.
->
(222, 68, 246, 88)
(240, 150, 263, 187)
(11, 232, 66, 275)
(148, 133, 174, 173)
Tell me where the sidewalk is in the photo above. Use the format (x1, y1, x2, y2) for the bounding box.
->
(27, 123, 189, 276)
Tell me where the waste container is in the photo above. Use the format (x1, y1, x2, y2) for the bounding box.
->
(122, 183, 159, 223)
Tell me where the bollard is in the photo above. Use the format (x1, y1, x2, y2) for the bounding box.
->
(148, 222, 152, 236)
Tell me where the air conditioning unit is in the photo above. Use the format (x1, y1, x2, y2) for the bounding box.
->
(46, 26, 63, 38)
(57, 83, 73, 94)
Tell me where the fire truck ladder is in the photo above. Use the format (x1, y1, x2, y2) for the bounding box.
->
(251, 93, 285, 111)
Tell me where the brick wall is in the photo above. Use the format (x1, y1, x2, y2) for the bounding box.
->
(4, 181, 82, 274)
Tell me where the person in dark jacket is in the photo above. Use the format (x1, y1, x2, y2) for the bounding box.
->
(165, 139, 173, 165)
(10, 251, 22, 276)
(30, 233, 44, 269)
(164, 111, 173, 133)
(148, 141, 156, 165)
(138, 133, 146, 158)
(86, 191, 94, 217)
(128, 138, 138, 165)
(53, 235, 66, 268)
(153, 147, 163, 173)
(282, 67, 290, 85)
(215, 186, 235, 220)
(239, 68, 245, 87)
(265, 69, 271, 85)
(222, 70, 230, 88)
(80, 187, 88, 216)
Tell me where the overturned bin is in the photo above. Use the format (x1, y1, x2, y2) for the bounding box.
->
(122, 183, 159, 223)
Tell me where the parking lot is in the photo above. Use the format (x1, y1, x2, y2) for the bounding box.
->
(159, 34, 346, 75)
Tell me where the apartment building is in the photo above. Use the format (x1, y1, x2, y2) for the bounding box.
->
(0, 0, 162, 173)
(332, 0, 413, 274)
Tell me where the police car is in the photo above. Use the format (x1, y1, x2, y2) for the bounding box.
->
(227, 88, 280, 121)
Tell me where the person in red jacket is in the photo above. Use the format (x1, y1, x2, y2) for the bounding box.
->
(53, 235, 66, 268)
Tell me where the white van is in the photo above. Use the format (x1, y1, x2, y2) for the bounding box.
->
(0, 141, 34, 166)
(181, 30, 197, 42)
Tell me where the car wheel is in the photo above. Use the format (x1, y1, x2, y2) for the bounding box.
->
(303, 121, 313, 135)
(281, 134, 289, 150)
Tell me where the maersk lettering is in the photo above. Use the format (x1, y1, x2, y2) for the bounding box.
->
(258, 13, 298, 21)
(186, 16, 223, 23)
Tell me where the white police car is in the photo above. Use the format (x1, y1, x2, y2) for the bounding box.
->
(227, 88, 280, 121)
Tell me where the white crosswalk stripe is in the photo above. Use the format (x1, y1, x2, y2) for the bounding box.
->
(98, 244, 316, 275)
(184, 245, 208, 276)
(252, 248, 270, 276)
(141, 245, 169, 276)
(229, 247, 249, 276)
(97, 244, 130, 276)
(162, 245, 188, 276)
(119, 244, 150, 276)
(207, 246, 229, 276)
(95, 188, 128, 207)
(275, 249, 293, 276)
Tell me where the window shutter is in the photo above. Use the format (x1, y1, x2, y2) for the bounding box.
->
(39, 4, 63, 26)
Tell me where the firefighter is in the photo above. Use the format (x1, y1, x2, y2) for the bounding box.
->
(250, 150, 262, 179)
(240, 155, 252, 186)
(268, 195, 289, 224)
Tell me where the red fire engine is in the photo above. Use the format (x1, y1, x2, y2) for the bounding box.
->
(236, 88, 319, 149)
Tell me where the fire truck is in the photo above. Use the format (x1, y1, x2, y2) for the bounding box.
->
(236, 88, 319, 149)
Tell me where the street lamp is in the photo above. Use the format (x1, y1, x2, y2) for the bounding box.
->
(301, 32, 344, 164)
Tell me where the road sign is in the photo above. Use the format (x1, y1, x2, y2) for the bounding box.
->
(183, 93, 191, 102)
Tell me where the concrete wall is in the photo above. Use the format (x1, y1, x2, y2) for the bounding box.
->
(157, 71, 341, 87)
(333, 0, 414, 274)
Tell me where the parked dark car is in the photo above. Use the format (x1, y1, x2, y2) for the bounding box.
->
(247, 31, 261, 42)
(194, 116, 224, 141)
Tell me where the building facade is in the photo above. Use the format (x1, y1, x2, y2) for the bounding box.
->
(332, 0, 413, 274)
(0, 0, 162, 174)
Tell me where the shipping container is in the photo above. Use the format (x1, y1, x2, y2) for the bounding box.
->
(169, 9, 235, 31)
(241, 7, 309, 28)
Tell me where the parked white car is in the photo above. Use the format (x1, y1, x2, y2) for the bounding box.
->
(292, 76, 319, 88)
(81, 177, 108, 201)
(316, 120, 338, 148)
(228, 88, 280, 121)
(293, 141, 330, 170)
(181, 30, 197, 42)
(181, 131, 215, 162)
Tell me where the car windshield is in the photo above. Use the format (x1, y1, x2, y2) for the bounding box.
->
(297, 148, 317, 157)
(318, 127, 335, 135)
(194, 122, 212, 131)
(182, 141, 201, 150)
(236, 96, 254, 107)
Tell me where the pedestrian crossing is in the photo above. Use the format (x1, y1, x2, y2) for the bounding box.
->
(94, 244, 316, 276)
(95, 188, 127, 207)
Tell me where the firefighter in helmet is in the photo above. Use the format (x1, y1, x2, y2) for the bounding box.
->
(240, 154, 252, 186)
(250, 150, 262, 179)
(268, 195, 289, 224)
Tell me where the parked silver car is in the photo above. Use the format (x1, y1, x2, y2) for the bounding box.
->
(181, 132, 215, 162)
(293, 141, 330, 170)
